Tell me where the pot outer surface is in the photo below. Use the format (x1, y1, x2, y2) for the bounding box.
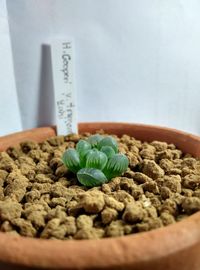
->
(0, 123, 200, 270)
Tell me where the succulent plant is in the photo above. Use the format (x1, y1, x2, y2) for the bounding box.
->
(62, 135, 129, 187)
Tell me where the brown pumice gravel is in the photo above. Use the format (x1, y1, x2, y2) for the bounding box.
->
(0, 131, 200, 240)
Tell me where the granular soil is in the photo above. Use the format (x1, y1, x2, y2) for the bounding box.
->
(0, 131, 200, 240)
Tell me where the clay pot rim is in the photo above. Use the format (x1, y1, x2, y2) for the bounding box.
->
(0, 122, 200, 269)
(1, 122, 200, 154)
(0, 212, 200, 269)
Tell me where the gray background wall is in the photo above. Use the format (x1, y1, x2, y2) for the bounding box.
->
(1, 0, 200, 135)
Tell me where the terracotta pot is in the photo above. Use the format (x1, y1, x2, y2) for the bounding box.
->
(0, 122, 200, 270)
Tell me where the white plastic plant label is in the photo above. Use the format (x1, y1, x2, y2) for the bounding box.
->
(51, 39, 78, 135)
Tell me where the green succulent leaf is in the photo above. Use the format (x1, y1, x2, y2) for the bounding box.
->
(97, 136, 118, 153)
(100, 146, 115, 159)
(77, 168, 107, 187)
(62, 148, 81, 173)
(103, 153, 129, 179)
(79, 148, 94, 167)
(86, 149, 108, 170)
(87, 134, 103, 148)
(76, 140, 91, 157)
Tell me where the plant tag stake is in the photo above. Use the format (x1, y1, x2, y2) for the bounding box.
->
(51, 40, 78, 135)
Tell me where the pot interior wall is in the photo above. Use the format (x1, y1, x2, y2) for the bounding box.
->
(1, 123, 200, 157)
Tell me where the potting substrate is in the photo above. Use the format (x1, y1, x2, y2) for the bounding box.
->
(0, 130, 199, 240)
